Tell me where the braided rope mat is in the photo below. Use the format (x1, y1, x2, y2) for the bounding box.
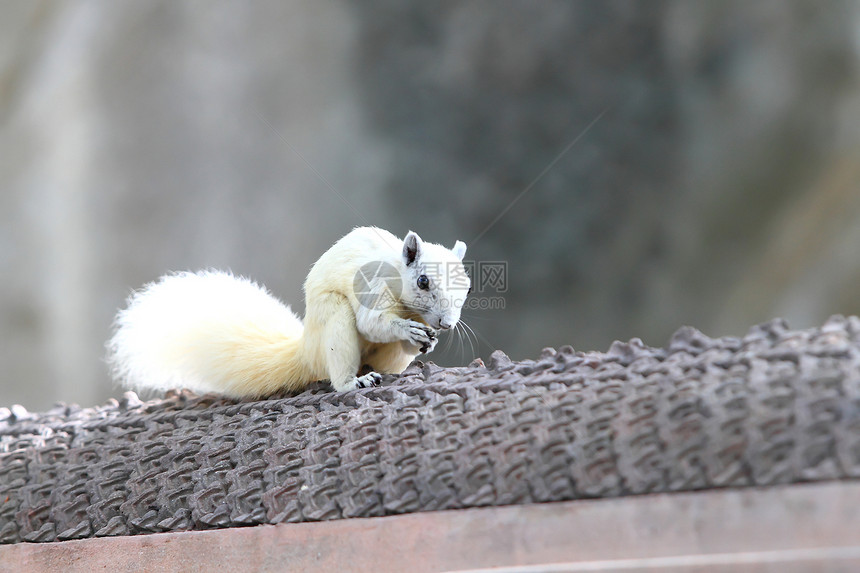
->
(2, 317, 860, 544)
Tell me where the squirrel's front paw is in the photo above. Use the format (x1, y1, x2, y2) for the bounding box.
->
(421, 335, 438, 354)
(403, 319, 438, 353)
(353, 371, 383, 389)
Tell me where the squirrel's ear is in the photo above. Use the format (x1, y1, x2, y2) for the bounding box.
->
(452, 240, 467, 261)
(403, 231, 423, 266)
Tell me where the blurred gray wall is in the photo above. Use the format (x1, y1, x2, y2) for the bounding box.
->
(2, 0, 860, 409)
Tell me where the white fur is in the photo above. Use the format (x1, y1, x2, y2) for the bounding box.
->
(107, 270, 307, 397)
(107, 227, 470, 397)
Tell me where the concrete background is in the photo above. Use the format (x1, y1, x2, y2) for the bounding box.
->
(2, 1, 860, 409)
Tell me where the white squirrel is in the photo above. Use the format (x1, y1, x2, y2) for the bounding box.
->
(106, 227, 470, 398)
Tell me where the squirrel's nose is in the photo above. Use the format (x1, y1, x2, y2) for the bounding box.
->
(439, 319, 453, 330)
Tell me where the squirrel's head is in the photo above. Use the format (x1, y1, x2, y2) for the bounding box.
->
(400, 231, 470, 331)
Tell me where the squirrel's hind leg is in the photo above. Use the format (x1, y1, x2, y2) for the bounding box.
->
(364, 342, 416, 375)
(318, 294, 380, 391)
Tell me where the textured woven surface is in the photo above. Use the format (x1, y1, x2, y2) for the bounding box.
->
(2, 316, 860, 544)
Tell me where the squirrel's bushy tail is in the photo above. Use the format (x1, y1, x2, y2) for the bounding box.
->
(107, 270, 308, 398)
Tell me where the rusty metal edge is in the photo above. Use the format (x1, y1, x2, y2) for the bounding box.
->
(1, 481, 859, 573)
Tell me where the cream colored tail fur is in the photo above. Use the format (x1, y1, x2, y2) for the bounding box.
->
(106, 270, 308, 398)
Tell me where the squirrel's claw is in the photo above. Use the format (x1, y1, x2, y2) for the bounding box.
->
(354, 371, 383, 389)
(405, 320, 438, 352)
(420, 332, 439, 354)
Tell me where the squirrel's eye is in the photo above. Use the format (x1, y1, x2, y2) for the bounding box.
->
(417, 275, 430, 290)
